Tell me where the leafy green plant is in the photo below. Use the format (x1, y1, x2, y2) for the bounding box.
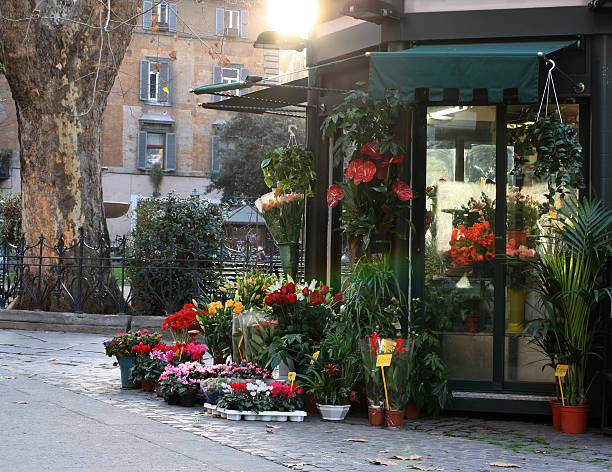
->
(408, 326, 451, 415)
(360, 335, 384, 407)
(385, 338, 413, 411)
(261, 145, 316, 196)
(340, 255, 405, 340)
(221, 269, 275, 310)
(129, 193, 225, 315)
(0, 191, 21, 246)
(513, 113, 584, 203)
(149, 162, 164, 195)
(299, 322, 360, 405)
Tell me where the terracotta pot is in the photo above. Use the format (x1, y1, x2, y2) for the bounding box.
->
(550, 401, 562, 430)
(155, 382, 163, 397)
(464, 317, 479, 333)
(385, 409, 404, 430)
(404, 400, 421, 419)
(507, 229, 527, 246)
(368, 405, 385, 426)
(304, 392, 319, 414)
(141, 379, 155, 392)
(561, 405, 590, 434)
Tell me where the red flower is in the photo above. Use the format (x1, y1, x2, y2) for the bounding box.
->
(286, 282, 296, 294)
(360, 142, 383, 160)
(319, 285, 329, 295)
(345, 159, 376, 185)
(394, 338, 410, 356)
(323, 364, 338, 377)
(327, 184, 345, 208)
(392, 181, 413, 201)
(302, 287, 310, 296)
(389, 154, 404, 165)
(369, 332, 380, 353)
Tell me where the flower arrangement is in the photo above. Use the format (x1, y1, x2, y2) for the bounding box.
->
(326, 141, 413, 252)
(506, 187, 541, 232)
(384, 338, 413, 411)
(159, 361, 209, 400)
(216, 379, 303, 412)
(506, 240, 536, 289)
(162, 304, 202, 344)
(103, 330, 162, 358)
(444, 221, 495, 269)
(216, 360, 272, 380)
(220, 269, 274, 310)
(255, 191, 305, 244)
(200, 378, 228, 405)
(261, 280, 341, 372)
(360, 333, 384, 407)
(194, 299, 237, 363)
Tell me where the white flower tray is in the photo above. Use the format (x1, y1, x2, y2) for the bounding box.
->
(204, 403, 306, 422)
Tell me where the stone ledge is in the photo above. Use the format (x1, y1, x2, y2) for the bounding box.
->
(0, 309, 130, 334)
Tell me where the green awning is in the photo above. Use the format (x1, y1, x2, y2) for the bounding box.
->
(192, 75, 263, 95)
(368, 40, 576, 103)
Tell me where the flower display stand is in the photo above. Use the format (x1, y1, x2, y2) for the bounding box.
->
(204, 403, 306, 422)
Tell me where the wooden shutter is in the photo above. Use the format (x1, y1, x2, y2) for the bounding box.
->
(165, 133, 177, 171)
(159, 61, 170, 103)
(211, 135, 220, 171)
(139, 60, 150, 101)
(137, 131, 147, 170)
(240, 10, 249, 39)
(142, 1, 153, 29)
(212, 66, 222, 103)
(215, 8, 225, 36)
(239, 67, 250, 96)
(168, 3, 178, 32)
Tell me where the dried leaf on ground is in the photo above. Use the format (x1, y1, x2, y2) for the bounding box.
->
(5, 376, 16, 379)
(93, 4, 104, 14)
(265, 424, 278, 428)
(266, 429, 275, 434)
(14, 401, 29, 404)
(393, 455, 422, 460)
(174, 33, 178, 40)
(489, 463, 520, 468)
(367, 458, 398, 466)
(407, 466, 443, 471)
(379, 449, 390, 453)
(285, 463, 304, 469)
(48, 358, 57, 361)
(55, 63, 62, 71)
(345, 438, 368, 443)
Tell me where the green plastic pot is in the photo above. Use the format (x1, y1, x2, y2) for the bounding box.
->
(278, 242, 300, 280)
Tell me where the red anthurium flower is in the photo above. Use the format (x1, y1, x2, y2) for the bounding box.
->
(392, 181, 413, 201)
(327, 184, 345, 208)
(360, 142, 383, 160)
(360, 160, 376, 184)
(389, 154, 404, 165)
(344, 159, 361, 181)
(345, 159, 376, 185)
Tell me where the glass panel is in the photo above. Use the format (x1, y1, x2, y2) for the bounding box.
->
(504, 104, 579, 383)
(425, 106, 496, 382)
(149, 65, 158, 100)
(146, 133, 164, 169)
(147, 133, 164, 146)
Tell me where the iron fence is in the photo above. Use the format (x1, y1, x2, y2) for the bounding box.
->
(0, 228, 303, 315)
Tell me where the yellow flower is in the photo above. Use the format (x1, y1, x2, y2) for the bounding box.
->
(548, 210, 557, 218)
(208, 306, 217, 315)
(225, 300, 234, 308)
(215, 301, 223, 309)
(233, 302, 243, 314)
(219, 286, 227, 293)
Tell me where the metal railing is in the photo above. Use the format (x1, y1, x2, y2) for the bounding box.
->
(0, 228, 303, 315)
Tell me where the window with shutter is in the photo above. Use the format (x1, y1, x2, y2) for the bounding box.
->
(142, 1, 153, 29)
(165, 133, 177, 171)
(239, 10, 249, 39)
(168, 3, 178, 33)
(158, 62, 170, 103)
(140, 59, 171, 104)
(224, 9, 240, 37)
(139, 60, 150, 101)
(215, 8, 225, 36)
(137, 131, 148, 170)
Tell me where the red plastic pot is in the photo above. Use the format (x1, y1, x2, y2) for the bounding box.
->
(368, 406, 385, 426)
(561, 405, 590, 434)
(385, 409, 404, 429)
(550, 401, 562, 430)
(404, 400, 421, 419)
(141, 379, 155, 392)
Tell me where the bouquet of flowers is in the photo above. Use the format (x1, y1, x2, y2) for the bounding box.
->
(506, 187, 540, 232)
(360, 333, 384, 407)
(194, 299, 238, 363)
(103, 330, 162, 358)
(385, 338, 413, 411)
(255, 191, 305, 244)
(162, 304, 203, 344)
(220, 269, 275, 310)
(444, 221, 495, 269)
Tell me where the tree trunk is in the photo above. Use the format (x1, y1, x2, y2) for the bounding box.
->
(0, 1, 139, 312)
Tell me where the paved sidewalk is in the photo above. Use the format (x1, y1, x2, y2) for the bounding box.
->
(1, 329, 611, 472)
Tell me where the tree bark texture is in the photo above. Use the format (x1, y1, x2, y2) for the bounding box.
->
(0, 1, 139, 312)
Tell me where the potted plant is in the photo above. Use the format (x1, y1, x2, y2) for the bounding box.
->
(149, 162, 164, 197)
(300, 322, 359, 421)
(255, 192, 305, 280)
(528, 199, 612, 433)
(103, 330, 162, 388)
(322, 89, 412, 255)
(407, 325, 452, 418)
(261, 144, 316, 197)
(512, 112, 584, 203)
(444, 221, 495, 278)
(505, 242, 536, 334)
(506, 186, 540, 244)
(384, 338, 413, 429)
(159, 361, 209, 407)
(360, 334, 385, 426)
(194, 299, 237, 364)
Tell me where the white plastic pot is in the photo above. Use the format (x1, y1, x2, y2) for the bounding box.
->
(316, 404, 350, 421)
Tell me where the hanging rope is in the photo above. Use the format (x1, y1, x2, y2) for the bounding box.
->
(537, 58, 562, 122)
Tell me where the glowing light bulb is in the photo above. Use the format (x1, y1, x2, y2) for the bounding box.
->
(267, 0, 318, 39)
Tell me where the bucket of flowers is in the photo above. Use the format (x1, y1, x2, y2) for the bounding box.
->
(444, 221, 495, 278)
(103, 330, 162, 388)
(159, 361, 210, 407)
(384, 337, 413, 430)
(360, 333, 385, 426)
(194, 299, 238, 364)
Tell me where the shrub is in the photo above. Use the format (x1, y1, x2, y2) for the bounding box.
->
(129, 193, 225, 315)
(0, 191, 21, 246)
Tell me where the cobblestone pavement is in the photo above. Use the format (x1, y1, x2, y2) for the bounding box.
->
(1, 329, 611, 471)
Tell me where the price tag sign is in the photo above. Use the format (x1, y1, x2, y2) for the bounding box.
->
(380, 339, 396, 354)
(288, 371, 296, 393)
(555, 364, 568, 377)
(376, 354, 392, 367)
(310, 351, 320, 365)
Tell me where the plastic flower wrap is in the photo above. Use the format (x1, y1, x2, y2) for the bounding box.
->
(384, 338, 414, 411)
(194, 299, 235, 362)
(255, 191, 305, 244)
(360, 333, 384, 407)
